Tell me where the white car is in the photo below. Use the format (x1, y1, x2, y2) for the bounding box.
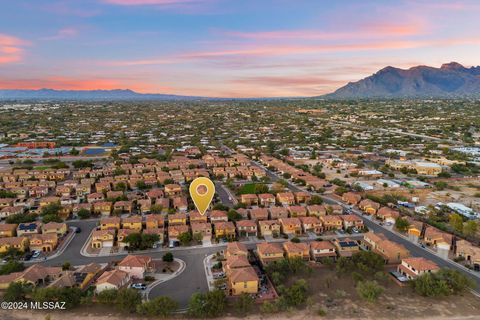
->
(130, 283, 147, 290)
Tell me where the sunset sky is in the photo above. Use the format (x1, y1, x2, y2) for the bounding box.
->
(1, 0, 480, 97)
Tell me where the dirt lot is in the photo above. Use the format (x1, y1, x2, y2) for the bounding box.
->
(2, 264, 479, 320)
(291, 264, 480, 319)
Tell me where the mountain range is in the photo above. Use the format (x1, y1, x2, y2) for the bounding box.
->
(324, 62, 480, 99)
(0, 89, 204, 101)
(1, 62, 479, 100)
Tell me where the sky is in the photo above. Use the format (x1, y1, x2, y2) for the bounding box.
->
(0, 0, 480, 98)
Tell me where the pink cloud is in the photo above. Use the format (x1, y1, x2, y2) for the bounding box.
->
(0, 34, 28, 65)
(0, 76, 156, 93)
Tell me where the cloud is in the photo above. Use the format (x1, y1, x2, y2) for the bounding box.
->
(0, 34, 28, 65)
(41, 27, 79, 41)
(102, 0, 208, 5)
(0, 76, 155, 92)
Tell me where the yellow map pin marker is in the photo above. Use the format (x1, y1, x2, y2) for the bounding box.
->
(189, 177, 215, 216)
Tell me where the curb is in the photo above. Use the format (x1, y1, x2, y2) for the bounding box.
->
(145, 258, 186, 300)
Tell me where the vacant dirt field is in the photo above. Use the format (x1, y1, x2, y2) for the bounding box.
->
(2, 265, 479, 320)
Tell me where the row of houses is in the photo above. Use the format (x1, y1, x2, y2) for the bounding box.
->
(0, 222, 68, 253)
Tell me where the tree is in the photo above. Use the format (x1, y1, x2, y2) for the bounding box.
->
(136, 296, 178, 317)
(3, 282, 29, 302)
(140, 233, 160, 249)
(448, 213, 464, 233)
(77, 208, 91, 219)
(97, 289, 118, 304)
(41, 203, 61, 216)
(234, 293, 254, 315)
(463, 220, 478, 237)
(150, 204, 163, 214)
(188, 290, 227, 318)
(278, 279, 309, 308)
(356, 280, 384, 302)
(162, 252, 174, 262)
(227, 209, 242, 222)
(394, 217, 410, 233)
(0, 260, 25, 275)
(124, 233, 142, 250)
(308, 195, 323, 205)
(116, 288, 142, 313)
(42, 213, 63, 223)
(6, 213, 36, 224)
(193, 232, 204, 243)
(411, 268, 473, 297)
(178, 232, 192, 246)
(62, 261, 71, 271)
(72, 160, 93, 169)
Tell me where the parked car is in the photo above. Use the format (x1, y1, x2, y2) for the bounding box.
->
(31, 250, 41, 259)
(75, 227, 82, 233)
(131, 283, 147, 290)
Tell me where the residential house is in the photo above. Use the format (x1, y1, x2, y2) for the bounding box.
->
(332, 238, 360, 257)
(189, 210, 208, 224)
(118, 255, 153, 279)
(258, 220, 281, 237)
(91, 229, 115, 249)
(29, 234, 58, 252)
(228, 266, 259, 296)
(100, 217, 121, 230)
(121, 216, 143, 231)
(256, 242, 284, 266)
(320, 215, 343, 231)
(210, 210, 228, 223)
(455, 240, 480, 270)
(0, 237, 29, 253)
(283, 241, 310, 260)
(341, 215, 364, 230)
(226, 242, 248, 258)
(0, 224, 17, 238)
(95, 269, 130, 293)
(214, 221, 236, 239)
(358, 199, 381, 215)
(397, 257, 439, 280)
(376, 207, 400, 224)
(93, 201, 113, 216)
(342, 192, 362, 205)
(168, 213, 187, 226)
(191, 222, 212, 241)
(258, 193, 275, 207)
(236, 220, 257, 237)
(249, 208, 269, 221)
(16, 222, 42, 237)
(294, 191, 311, 203)
(300, 216, 322, 234)
(307, 205, 326, 217)
(279, 217, 302, 235)
(145, 214, 165, 229)
(42, 222, 68, 236)
(310, 241, 337, 261)
(168, 225, 189, 242)
(269, 206, 289, 219)
(164, 184, 182, 196)
(277, 192, 295, 206)
(240, 194, 258, 206)
(423, 226, 453, 252)
(288, 205, 307, 217)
